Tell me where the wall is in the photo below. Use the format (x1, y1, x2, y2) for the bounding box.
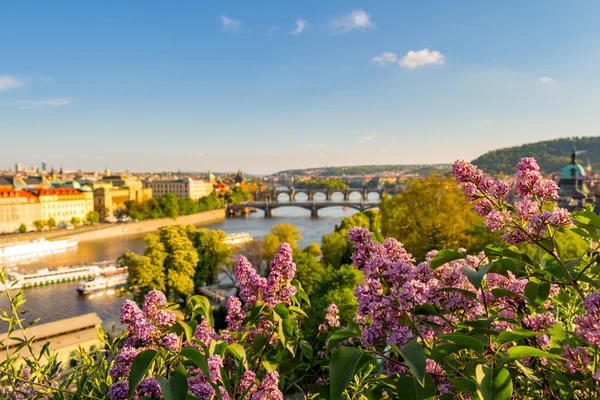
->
(0, 209, 225, 244)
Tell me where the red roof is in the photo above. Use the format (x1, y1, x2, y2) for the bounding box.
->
(0, 188, 38, 200)
(34, 188, 82, 196)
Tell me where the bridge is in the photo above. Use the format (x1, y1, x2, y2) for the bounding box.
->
(226, 201, 379, 218)
(252, 187, 400, 202)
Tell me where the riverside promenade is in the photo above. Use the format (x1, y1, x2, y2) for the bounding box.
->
(0, 209, 226, 244)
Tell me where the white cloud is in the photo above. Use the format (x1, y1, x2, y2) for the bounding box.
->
(539, 76, 554, 84)
(221, 15, 242, 32)
(330, 10, 374, 34)
(290, 18, 307, 35)
(352, 135, 373, 143)
(399, 49, 444, 69)
(0, 75, 23, 91)
(372, 52, 398, 65)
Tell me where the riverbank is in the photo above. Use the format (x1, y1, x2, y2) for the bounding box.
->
(0, 209, 226, 245)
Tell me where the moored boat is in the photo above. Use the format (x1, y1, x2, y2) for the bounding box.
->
(0, 238, 78, 263)
(76, 268, 128, 294)
(223, 232, 253, 246)
(0, 264, 100, 291)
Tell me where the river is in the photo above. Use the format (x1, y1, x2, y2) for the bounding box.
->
(0, 192, 378, 328)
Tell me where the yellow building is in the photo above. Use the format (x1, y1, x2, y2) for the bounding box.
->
(94, 185, 152, 221)
(0, 313, 103, 376)
(33, 188, 94, 224)
(0, 189, 41, 233)
(145, 177, 213, 200)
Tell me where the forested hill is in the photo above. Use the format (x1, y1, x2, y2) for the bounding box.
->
(276, 164, 450, 177)
(471, 137, 600, 175)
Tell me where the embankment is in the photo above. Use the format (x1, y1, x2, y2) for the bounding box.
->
(0, 209, 226, 244)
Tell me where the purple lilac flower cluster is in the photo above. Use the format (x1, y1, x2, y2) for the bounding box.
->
(319, 303, 340, 332)
(575, 293, 600, 347)
(236, 243, 297, 309)
(348, 226, 559, 391)
(109, 290, 178, 399)
(452, 158, 571, 245)
(0, 366, 37, 400)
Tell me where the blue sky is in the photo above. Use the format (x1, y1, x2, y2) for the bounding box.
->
(1, 1, 599, 174)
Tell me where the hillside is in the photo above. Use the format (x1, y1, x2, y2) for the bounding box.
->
(471, 137, 600, 175)
(276, 164, 451, 177)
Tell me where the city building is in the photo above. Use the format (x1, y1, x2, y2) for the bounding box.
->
(41, 161, 47, 172)
(0, 189, 40, 233)
(15, 163, 23, 173)
(144, 177, 213, 200)
(0, 313, 103, 376)
(31, 187, 94, 223)
(94, 185, 152, 221)
(558, 149, 591, 209)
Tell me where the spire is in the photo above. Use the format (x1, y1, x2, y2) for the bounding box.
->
(571, 147, 576, 164)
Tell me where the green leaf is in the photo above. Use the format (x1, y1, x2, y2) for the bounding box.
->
(128, 349, 157, 397)
(273, 304, 289, 320)
(412, 303, 439, 316)
(430, 249, 466, 270)
(300, 341, 313, 359)
(261, 359, 278, 371)
(244, 301, 266, 324)
(395, 374, 435, 400)
(156, 376, 173, 400)
(484, 244, 504, 258)
(176, 320, 193, 342)
(289, 305, 308, 318)
(462, 264, 492, 290)
(169, 373, 188, 400)
(439, 333, 485, 353)
(491, 288, 522, 300)
(523, 281, 551, 308)
(398, 341, 427, 386)
(505, 346, 565, 360)
(475, 365, 512, 400)
(498, 329, 541, 345)
(180, 346, 209, 378)
(226, 343, 246, 361)
(282, 319, 294, 338)
(430, 344, 464, 362)
(327, 329, 359, 351)
(450, 377, 476, 393)
(253, 333, 269, 353)
(329, 347, 363, 400)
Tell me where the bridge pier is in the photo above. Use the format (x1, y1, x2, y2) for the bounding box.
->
(264, 206, 272, 218)
(325, 191, 332, 201)
(343, 190, 350, 201)
(289, 190, 295, 202)
(362, 190, 368, 201)
(308, 191, 314, 201)
(310, 204, 319, 218)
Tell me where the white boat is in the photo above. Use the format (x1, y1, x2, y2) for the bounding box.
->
(0, 238, 78, 263)
(0, 264, 100, 291)
(223, 232, 253, 246)
(76, 269, 128, 294)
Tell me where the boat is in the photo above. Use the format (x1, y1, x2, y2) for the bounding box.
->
(0, 264, 100, 291)
(76, 266, 128, 294)
(343, 206, 349, 211)
(0, 238, 78, 263)
(223, 232, 253, 246)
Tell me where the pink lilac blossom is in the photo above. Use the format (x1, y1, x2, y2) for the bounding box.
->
(188, 378, 215, 399)
(575, 293, 600, 347)
(108, 381, 129, 400)
(251, 371, 283, 400)
(561, 346, 591, 374)
(109, 346, 139, 379)
(160, 332, 181, 352)
(208, 355, 223, 382)
(138, 377, 162, 398)
(239, 370, 258, 397)
(225, 296, 246, 332)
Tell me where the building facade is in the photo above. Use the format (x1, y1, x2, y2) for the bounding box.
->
(144, 177, 213, 200)
(94, 186, 152, 221)
(0, 189, 41, 233)
(33, 188, 94, 223)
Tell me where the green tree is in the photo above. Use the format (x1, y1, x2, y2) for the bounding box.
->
(380, 176, 478, 260)
(225, 187, 253, 204)
(70, 216, 81, 226)
(159, 225, 199, 300)
(160, 193, 180, 219)
(119, 245, 166, 304)
(231, 239, 266, 275)
(86, 211, 100, 225)
(264, 224, 304, 260)
(292, 252, 325, 296)
(18, 223, 27, 233)
(47, 218, 56, 229)
(33, 220, 46, 231)
(321, 211, 381, 269)
(304, 242, 322, 257)
(188, 227, 232, 287)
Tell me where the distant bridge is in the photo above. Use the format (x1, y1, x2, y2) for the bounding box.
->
(226, 201, 379, 218)
(252, 187, 400, 202)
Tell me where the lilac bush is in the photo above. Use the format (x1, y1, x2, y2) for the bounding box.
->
(2, 157, 600, 399)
